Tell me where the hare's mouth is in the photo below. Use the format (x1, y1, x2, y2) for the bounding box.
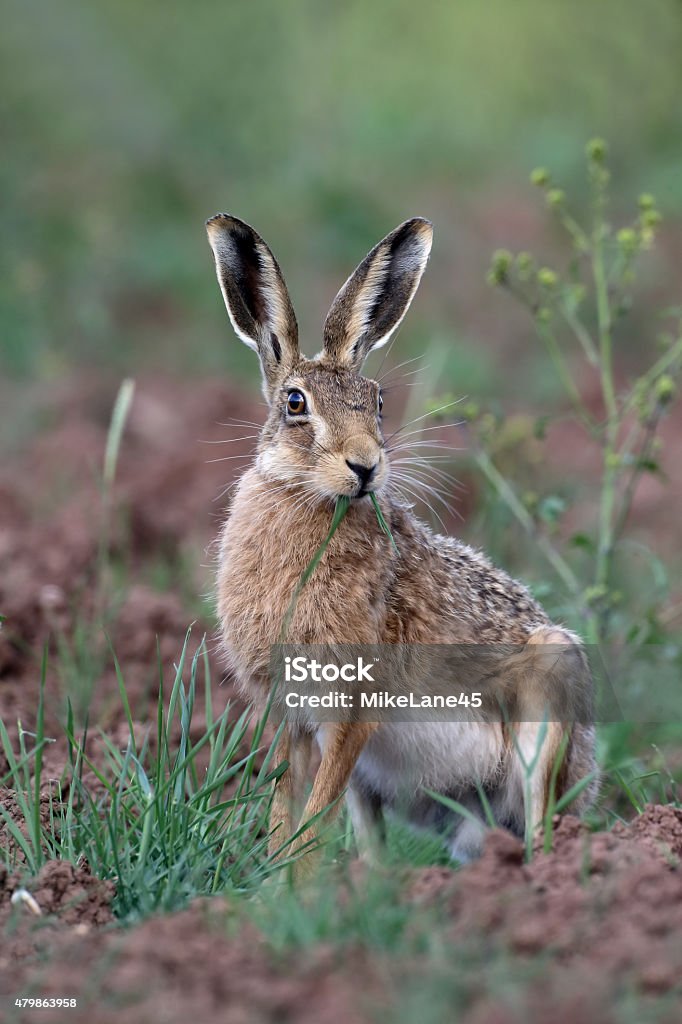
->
(344, 458, 379, 498)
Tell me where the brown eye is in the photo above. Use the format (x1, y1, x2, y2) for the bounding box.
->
(287, 390, 307, 416)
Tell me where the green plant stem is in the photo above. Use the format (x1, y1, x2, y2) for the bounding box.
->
(592, 228, 619, 616)
(536, 318, 597, 435)
(559, 301, 600, 367)
(473, 447, 581, 599)
(622, 334, 682, 418)
(96, 378, 136, 619)
(504, 280, 596, 433)
(556, 209, 591, 253)
(31, 649, 48, 869)
(612, 412, 661, 547)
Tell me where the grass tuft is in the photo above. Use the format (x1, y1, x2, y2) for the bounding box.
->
(0, 633, 313, 920)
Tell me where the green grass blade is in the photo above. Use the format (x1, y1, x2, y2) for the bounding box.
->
(32, 645, 48, 869)
(280, 495, 351, 640)
(370, 492, 399, 555)
(103, 378, 135, 489)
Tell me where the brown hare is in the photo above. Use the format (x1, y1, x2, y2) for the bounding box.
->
(206, 213, 598, 873)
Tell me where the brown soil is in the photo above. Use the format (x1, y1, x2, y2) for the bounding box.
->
(1, 372, 681, 1023)
(1, 805, 681, 1023)
(0, 373, 255, 776)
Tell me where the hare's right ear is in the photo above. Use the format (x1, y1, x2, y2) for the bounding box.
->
(206, 214, 299, 398)
(321, 218, 433, 371)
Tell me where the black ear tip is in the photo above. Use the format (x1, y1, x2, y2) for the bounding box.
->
(387, 218, 433, 258)
(390, 217, 433, 248)
(410, 216, 433, 234)
(206, 213, 255, 236)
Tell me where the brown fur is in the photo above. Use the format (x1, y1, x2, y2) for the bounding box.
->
(206, 214, 598, 876)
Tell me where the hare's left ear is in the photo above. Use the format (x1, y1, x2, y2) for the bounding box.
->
(206, 214, 299, 399)
(321, 217, 433, 371)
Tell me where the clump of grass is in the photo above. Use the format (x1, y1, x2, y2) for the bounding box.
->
(0, 632, 311, 920)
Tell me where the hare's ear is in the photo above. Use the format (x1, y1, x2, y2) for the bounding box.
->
(206, 214, 299, 398)
(321, 218, 432, 371)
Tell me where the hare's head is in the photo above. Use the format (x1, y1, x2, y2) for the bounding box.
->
(206, 214, 432, 502)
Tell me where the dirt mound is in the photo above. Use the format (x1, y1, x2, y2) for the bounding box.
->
(4, 900, 379, 1024)
(2, 808, 681, 1023)
(0, 374, 255, 781)
(0, 859, 115, 929)
(412, 805, 682, 1008)
(0, 789, 58, 865)
(0, 857, 114, 975)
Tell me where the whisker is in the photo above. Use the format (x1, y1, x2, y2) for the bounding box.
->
(206, 453, 255, 464)
(371, 319, 409, 379)
(390, 459, 462, 488)
(199, 434, 260, 445)
(376, 354, 426, 384)
(390, 477, 450, 531)
(217, 418, 265, 430)
(384, 405, 467, 445)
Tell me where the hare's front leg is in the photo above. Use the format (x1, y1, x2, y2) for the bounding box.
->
(290, 722, 378, 878)
(268, 725, 312, 858)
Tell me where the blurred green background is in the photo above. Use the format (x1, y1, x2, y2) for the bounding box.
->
(2, 0, 682, 386)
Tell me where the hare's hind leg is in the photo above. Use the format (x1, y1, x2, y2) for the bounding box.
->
(448, 813, 488, 863)
(513, 719, 567, 840)
(511, 626, 594, 838)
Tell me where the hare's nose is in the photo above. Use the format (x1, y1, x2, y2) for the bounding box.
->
(345, 459, 377, 490)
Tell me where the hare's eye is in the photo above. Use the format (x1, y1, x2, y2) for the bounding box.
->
(286, 390, 307, 416)
(378, 391, 384, 415)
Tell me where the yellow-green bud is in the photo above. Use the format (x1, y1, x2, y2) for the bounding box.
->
(640, 208, 662, 229)
(488, 249, 513, 285)
(546, 188, 565, 208)
(655, 374, 676, 404)
(638, 193, 655, 210)
(537, 267, 558, 289)
(586, 138, 608, 163)
(536, 307, 552, 324)
(617, 228, 638, 254)
(583, 583, 609, 607)
(530, 167, 550, 188)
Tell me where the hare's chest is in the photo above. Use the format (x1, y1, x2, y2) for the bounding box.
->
(216, 517, 301, 693)
(214, 477, 391, 706)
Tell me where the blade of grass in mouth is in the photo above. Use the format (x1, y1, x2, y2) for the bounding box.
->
(279, 492, 399, 642)
(370, 492, 399, 555)
(279, 495, 351, 641)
